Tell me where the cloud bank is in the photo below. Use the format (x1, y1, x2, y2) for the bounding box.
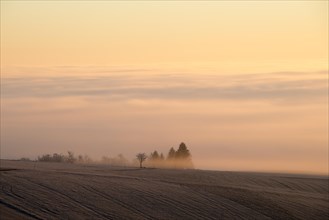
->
(2, 69, 327, 103)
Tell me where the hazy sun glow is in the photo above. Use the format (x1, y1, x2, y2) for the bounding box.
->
(1, 1, 328, 174)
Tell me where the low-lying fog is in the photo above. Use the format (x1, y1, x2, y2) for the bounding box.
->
(1, 67, 328, 175)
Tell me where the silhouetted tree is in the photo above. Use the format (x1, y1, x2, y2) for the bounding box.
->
(52, 153, 65, 162)
(167, 147, 176, 160)
(37, 152, 89, 163)
(160, 153, 165, 160)
(136, 153, 147, 168)
(38, 153, 65, 162)
(175, 142, 193, 169)
(149, 150, 164, 168)
(149, 150, 160, 160)
(176, 142, 190, 159)
(38, 154, 51, 162)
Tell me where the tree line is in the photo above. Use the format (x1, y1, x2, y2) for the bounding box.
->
(37, 151, 92, 164)
(137, 142, 194, 169)
(30, 142, 193, 169)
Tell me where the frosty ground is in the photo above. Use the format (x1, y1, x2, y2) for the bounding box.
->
(0, 160, 328, 219)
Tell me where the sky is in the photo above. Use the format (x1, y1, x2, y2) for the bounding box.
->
(1, 1, 328, 174)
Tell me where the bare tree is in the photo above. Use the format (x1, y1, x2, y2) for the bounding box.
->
(136, 153, 147, 168)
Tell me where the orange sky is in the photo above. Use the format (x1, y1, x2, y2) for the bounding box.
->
(1, 1, 327, 70)
(1, 1, 328, 174)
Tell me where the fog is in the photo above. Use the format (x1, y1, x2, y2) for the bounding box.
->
(1, 67, 328, 174)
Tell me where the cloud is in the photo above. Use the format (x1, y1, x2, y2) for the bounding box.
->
(2, 69, 327, 103)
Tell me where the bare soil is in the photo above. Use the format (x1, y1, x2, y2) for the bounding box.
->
(0, 160, 328, 219)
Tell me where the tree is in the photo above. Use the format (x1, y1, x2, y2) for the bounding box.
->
(167, 147, 176, 160)
(53, 153, 65, 162)
(136, 153, 147, 168)
(175, 142, 190, 159)
(149, 150, 160, 161)
(38, 154, 51, 162)
(175, 142, 193, 169)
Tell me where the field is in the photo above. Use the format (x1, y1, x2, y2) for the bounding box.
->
(0, 160, 328, 219)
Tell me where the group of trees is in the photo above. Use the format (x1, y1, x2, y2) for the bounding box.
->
(137, 142, 194, 169)
(37, 151, 77, 163)
(33, 142, 194, 170)
(37, 151, 90, 164)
